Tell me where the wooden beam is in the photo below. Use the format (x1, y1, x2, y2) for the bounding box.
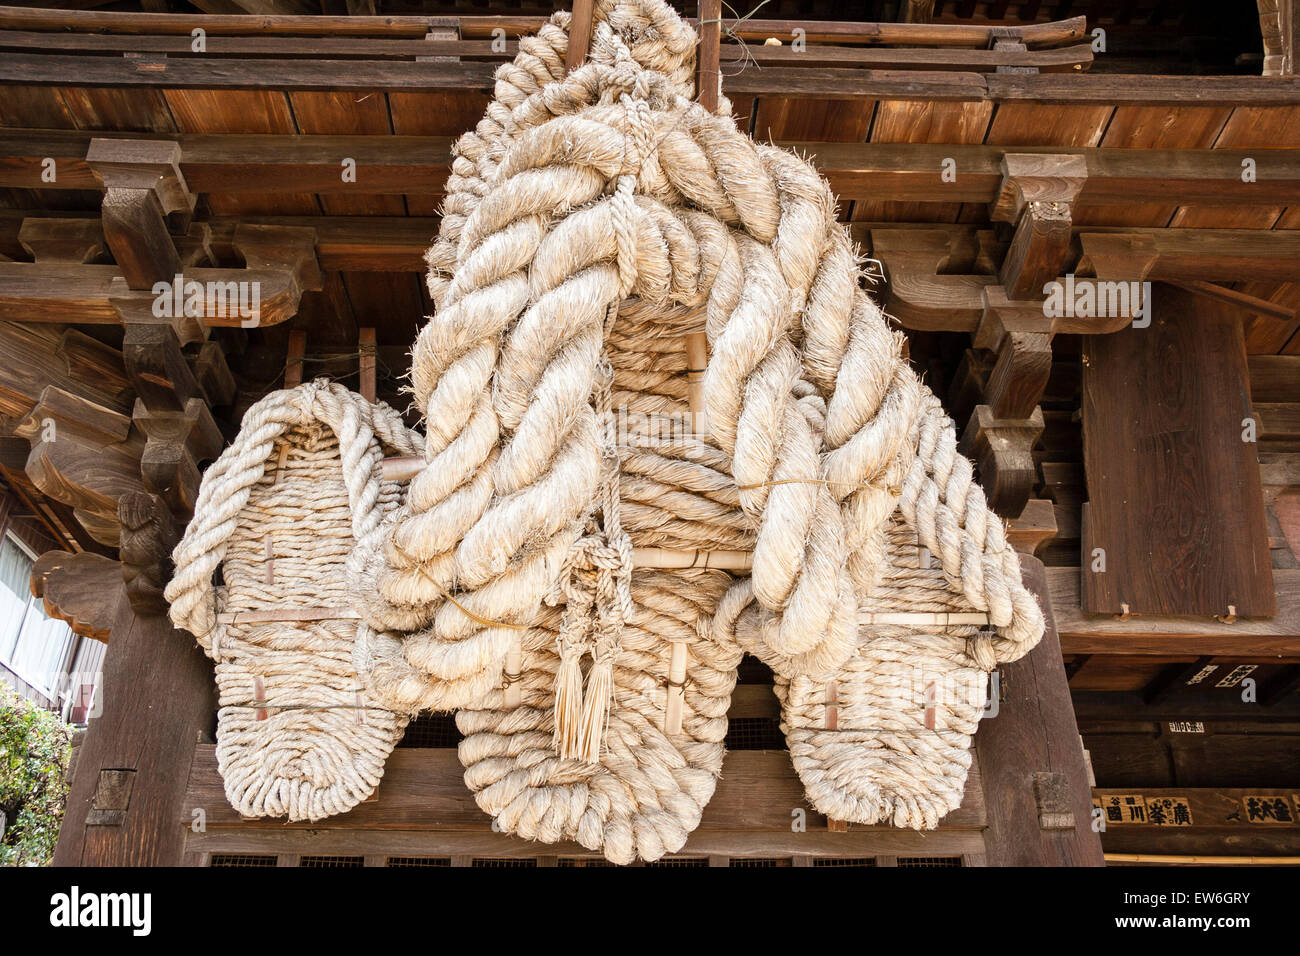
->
(0, 29, 1095, 72)
(358, 327, 375, 404)
(1050, 568, 1300, 658)
(563, 0, 593, 74)
(182, 746, 985, 834)
(0, 8, 1090, 47)
(10, 133, 1300, 211)
(3, 51, 1300, 103)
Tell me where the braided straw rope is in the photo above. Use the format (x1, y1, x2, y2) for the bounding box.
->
(350, 0, 926, 724)
(453, 309, 750, 862)
(165, 381, 423, 821)
(339, 0, 1044, 857)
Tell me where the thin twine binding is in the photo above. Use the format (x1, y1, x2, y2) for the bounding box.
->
(553, 308, 634, 764)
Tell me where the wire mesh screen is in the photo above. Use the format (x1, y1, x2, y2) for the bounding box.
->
(387, 857, 451, 867)
(471, 858, 537, 867)
(645, 857, 709, 867)
(724, 716, 786, 750)
(729, 858, 792, 866)
(898, 857, 962, 867)
(210, 854, 277, 867)
(557, 858, 617, 867)
(397, 712, 463, 748)
(812, 857, 878, 867)
(299, 856, 365, 868)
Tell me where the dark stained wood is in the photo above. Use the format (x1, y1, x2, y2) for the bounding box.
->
(118, 490, 176, 616)
(1075, 690, 1300, 721)
(1050, 568, 1300, 657)
(975, 556, 1104, 865)
(183, 824, 986, 862)
(30, 549, 123, 642)
(983, 330, 1052, 420)
(0, 31, 1092, 73)
(11, 132, 1300, 211)
(54, 594, 215, 866)
(958, 405, 1044, 517)
(17, 217, 105, 264)
(182, 746, 985, 833)
(999, 202, 1072, 300)
(1081, 283, 1276, 616)
(0, 8, 1089, 48)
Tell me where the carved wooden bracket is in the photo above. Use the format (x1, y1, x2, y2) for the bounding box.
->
(134, 397, 223, 515)
(990, 153, 1088, 224)
(233, 223, 324, 303)
(118, 490, 178, 616)
(958, 404, 1045, 519)
(13, 386, 144, 547)
(30, 550, 124, 643)
(873, 228, 987, 331)
(18, 218, 106, 265)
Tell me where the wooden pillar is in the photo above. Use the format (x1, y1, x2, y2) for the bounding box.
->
(52, 550, 214, 867)
(975, 556, 1104, 866)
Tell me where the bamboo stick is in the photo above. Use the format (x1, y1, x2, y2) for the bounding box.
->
(217, 607, 360, 624)
(215, 605, 991, 626)
(664, 641, 687, 735)
(1104, 852, 1300, 866)
(382, 455, 423, 481)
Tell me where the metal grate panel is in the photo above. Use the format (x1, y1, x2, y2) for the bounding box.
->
(645, 857, 709, 867)
(210, 854, 277, 867)
(398, 712, 462, 748)
(471, 858, 537, 867)
(387, 857, 451, 867)
(729, 858, 792, 866)
(812, 857, 878, 867)
(557, 858, 617, 867)
(300, 856, 364, 868)
(898, 856, 962, 867)
(724, 716, 786, 750)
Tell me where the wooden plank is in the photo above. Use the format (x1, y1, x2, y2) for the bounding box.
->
(1050, 568, 1300, 657)
(161, 90, 316, 216)
(0, 32, 1084, 72)
(1093, 787, 1300, 828)
(975, 556, 1105, 866)
(0, 8, 1090, 47)
(1081, 283, 1275, 617)
(184, 825, 987, 861)
(5, 53, 1300, 104)
(183, 746, 986, 832)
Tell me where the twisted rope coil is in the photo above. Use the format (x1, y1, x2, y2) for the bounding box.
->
(165, 381, 423, 821)
(351, 0, 926, 718)
(164, 0, 1047, 854)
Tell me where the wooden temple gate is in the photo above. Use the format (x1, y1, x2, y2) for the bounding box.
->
(0, 1, 1294, 867)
